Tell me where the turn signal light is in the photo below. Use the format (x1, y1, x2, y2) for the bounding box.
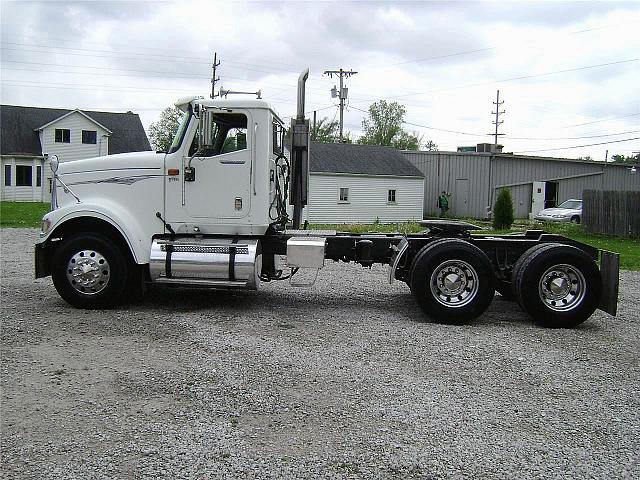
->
(167, 168, 179, 176)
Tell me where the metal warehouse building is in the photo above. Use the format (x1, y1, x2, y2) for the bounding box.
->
(404, 147, 640, 219)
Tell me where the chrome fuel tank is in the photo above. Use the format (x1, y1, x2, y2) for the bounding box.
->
(149, 237, 260, 289)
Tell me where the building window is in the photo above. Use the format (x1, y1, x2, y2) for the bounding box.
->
(388, 189, 396, 203)
(4, 164, 11, 186)
(16, 165, 33, 186)
(55, 129, 70, 143)
(82, 130, 97, 144)
(339, 187, 349, 203)
(36, 166, 42, 187)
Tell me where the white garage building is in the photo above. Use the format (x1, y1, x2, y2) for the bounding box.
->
(303, 142, 424, 224)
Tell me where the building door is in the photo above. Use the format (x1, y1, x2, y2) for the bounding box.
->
(531, 181, 546, 218)
(455, 178, 469, 217)
(544, 181, 558, 208)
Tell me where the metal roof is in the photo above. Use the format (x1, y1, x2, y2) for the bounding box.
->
(0, 104, 151, 156)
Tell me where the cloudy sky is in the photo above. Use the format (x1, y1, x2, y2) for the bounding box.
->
(1, 0, 639, 159)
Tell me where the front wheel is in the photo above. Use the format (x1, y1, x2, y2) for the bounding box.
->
(52, 233, 129, 309)
(512, 244, 602, 328)
(409, 239, 495, 324)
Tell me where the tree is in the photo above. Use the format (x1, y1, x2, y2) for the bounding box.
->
(148, 106, 183, 151)
(357, 100, 432, 151)
(311, 117, 339, 142)
(611, 153, 640, 164)
(424, 140, 439, 151)
(493, 188, 514, 230)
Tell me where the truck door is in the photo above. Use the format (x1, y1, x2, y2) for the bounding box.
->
(183, 110, 253, 220)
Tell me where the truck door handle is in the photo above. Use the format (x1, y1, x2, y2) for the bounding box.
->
(251, 122, 258, 195)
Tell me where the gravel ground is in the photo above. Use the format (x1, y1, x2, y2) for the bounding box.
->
(1, 228, 639, 479)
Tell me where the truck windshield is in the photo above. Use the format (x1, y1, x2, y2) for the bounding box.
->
(168, 110, 191, 154)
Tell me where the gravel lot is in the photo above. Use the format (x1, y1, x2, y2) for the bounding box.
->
(1, 228, 639, 479)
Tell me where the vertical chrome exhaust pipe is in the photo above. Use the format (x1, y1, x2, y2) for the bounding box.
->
(297, 68, 309, 120)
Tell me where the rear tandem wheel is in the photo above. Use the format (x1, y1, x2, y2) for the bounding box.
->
(511, 243, 602, 328)
(408, 238, 495, 324)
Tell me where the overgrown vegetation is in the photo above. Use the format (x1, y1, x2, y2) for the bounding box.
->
(0, 202, 50, 227)
(493, 188, 514, 230)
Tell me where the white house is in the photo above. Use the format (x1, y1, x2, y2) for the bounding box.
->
(1, 105, 150, 202)
(303, 142, 425, 224)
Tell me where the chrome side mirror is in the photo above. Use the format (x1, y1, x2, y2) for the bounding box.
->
(49, 154, 59, 173)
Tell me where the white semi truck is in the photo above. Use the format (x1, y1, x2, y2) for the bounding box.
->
(35, 70, 619, 327)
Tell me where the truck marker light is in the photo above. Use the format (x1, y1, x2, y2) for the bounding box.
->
(167, 168, 179, 176)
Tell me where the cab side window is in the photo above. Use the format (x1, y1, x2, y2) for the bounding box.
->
(189, 112, 248, 157)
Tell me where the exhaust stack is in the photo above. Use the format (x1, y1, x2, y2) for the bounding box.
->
(290, 68, 310, 229)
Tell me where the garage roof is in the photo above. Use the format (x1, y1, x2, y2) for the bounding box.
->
(310, 142, 424, 177)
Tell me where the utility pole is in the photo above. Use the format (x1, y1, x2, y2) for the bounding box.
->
(492, 90, 505, 147)
(313, 110, 317, 141)
(324, 68, 357, 142)
(210, 52, 221, 99)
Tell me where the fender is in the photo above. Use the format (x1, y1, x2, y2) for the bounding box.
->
(39, 200, 158, 264)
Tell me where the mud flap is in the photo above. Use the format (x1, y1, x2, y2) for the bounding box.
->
(388, 237, 409, 284)
(599, 250, 620, 316)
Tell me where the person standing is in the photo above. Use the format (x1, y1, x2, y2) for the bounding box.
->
(438, 191, 450, 217)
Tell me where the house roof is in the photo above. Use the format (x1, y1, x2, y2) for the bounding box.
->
(310, 142, 424, 177)
(36, 109, 113, 133)
(0, 105, 151, 156)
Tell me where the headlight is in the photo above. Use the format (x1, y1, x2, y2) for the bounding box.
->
(40, 217, 52, 236)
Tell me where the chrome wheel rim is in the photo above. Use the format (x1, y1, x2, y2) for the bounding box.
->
(538, 264, 586, 311)
(66, 250, 110, 295)
(429, 260, 479, 308)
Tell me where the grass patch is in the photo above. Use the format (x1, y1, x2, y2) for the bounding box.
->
(0, 202, 50, 228)
(310, 219, 640, 271)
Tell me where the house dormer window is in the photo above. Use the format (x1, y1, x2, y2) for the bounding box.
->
(55, 129, 70, 143)
(82, 130, 97, 144)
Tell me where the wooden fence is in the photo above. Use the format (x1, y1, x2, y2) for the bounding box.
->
(583, 190, 640, 237)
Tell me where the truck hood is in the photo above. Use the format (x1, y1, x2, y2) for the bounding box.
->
(58, 151, 164, 175)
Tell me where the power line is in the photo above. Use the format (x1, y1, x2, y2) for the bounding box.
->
(563, 112, 640, 128)
(504, 129, 640, 140)
(513, 137, 640, 153)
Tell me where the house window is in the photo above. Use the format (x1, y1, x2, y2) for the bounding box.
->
(16, 165, 33, 187)
(82, 130, 97, 144)
(339, 187, 349, 203)
(388, 189, 396, 203)
(55, 129, 70, 143)
(36, 166, 42, 187)
(4, 165, 11, 186)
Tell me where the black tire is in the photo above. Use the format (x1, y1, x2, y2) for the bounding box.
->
(512, 243, 602, 328)
(409, 239, 495, 324)
(571, 216, 581, 224)
(52, 233, 129, 309)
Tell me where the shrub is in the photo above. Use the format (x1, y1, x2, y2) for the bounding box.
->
(493, 188, 515, 230)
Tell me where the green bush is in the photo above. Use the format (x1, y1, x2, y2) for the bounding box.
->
(493, 188, 514, 230)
